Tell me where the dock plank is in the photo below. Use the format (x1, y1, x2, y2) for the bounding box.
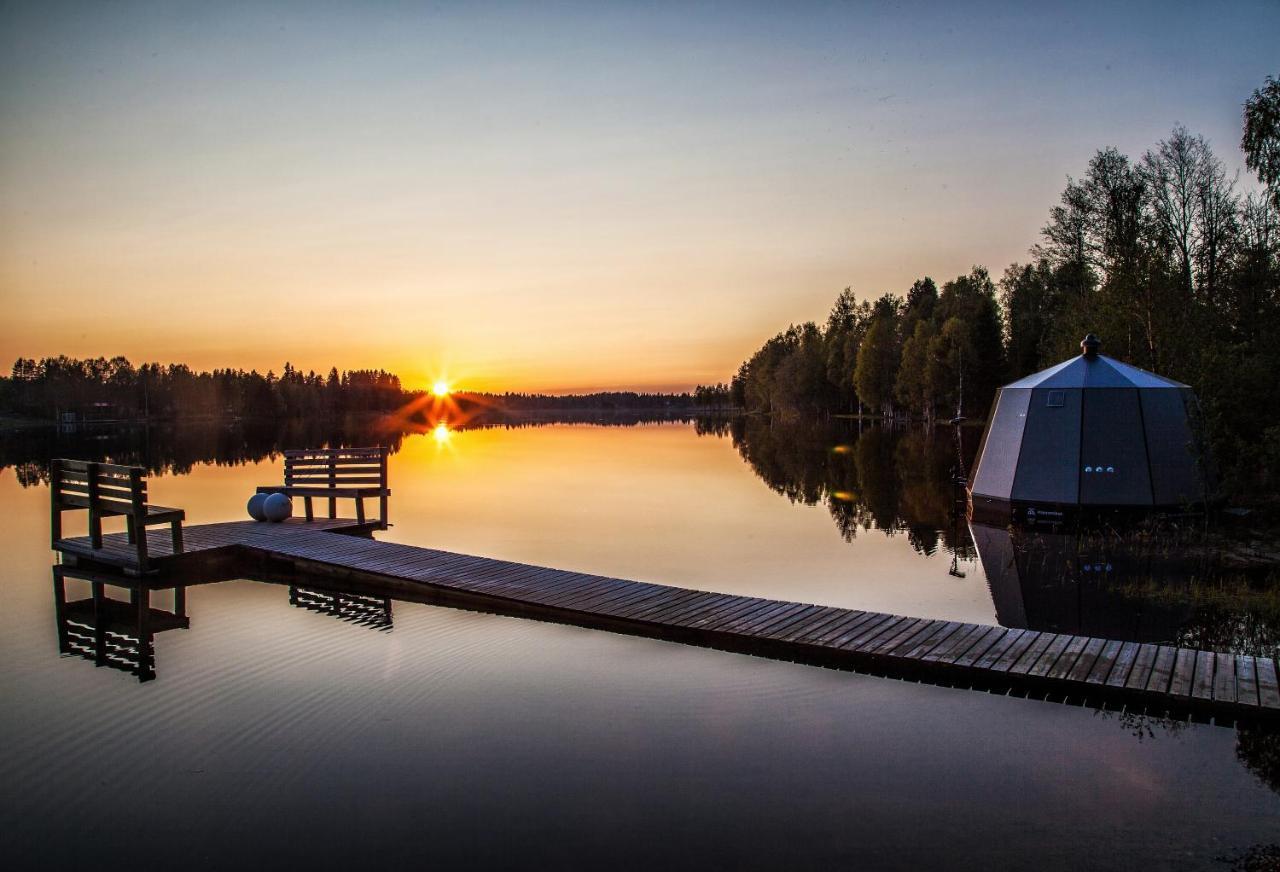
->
(778, 608, 852, 643)
(752, 601, 824, 635)
(922, 623, 984, 663)
(991, 631, 1041, 673)
(1236, 656, 1259, 708)
(864, 619, 929, 655)
(1124, 644, 1160, 691)
(1213, 652, 1237, 704)
(1104, 642, 1141, 688)
(686, 596, 775, 630)
(1010, 632, 1058, 675)
(1191, 650, 1216, 701)
(1145, 646, 1178, 695)
(831, 613, 895, 649)
(972, 629, 1023, 670)
(1170, 649, 1198, 697)
(798, 610, 871, 646)
(837, 615, 902, 651)
(1065, 638, 1105, 684)
(727, 599, 797, 633)
(1085, 640, 1124, 685)
(885, 621, 947, 658)
(899, 622, 962, 661)
(1027, 634, 1074, 678)
(1257, 659, 1280, 709)
(671, 596, 748, 628)
(950, 626, 1008, 668)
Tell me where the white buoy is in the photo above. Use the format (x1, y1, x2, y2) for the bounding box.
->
(263, 493, 292, 522)
(247, 493, 269, 522)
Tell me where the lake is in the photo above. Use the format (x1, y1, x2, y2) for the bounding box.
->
(2, 417, 1278, 869)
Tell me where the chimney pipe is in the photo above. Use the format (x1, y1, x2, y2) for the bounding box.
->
(1081, 334, 1101, 359)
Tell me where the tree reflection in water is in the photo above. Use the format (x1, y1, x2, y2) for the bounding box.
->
(724, 416, 980, 556)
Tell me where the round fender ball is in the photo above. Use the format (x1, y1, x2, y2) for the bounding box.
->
(247, 493, 270, 522)
(263, 493, 293, 522)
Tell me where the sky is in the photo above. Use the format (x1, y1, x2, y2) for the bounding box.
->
(1, 1, 1276, 393)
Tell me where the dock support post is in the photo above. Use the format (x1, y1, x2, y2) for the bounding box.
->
(135, 587, 153, 681)
(91, 581, 107, 667)
(52, 568, 69, 655)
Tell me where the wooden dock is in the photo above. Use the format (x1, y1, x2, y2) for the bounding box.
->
(54, 519, 1280, 722)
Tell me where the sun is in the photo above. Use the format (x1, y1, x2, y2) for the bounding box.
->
(431, 379, 451, 397)
(432, 421, 452, 444)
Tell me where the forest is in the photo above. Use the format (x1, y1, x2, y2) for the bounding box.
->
(0, 359, 408, 421)
(722, 76, 1280, 498)
(0, 357, 723, 425)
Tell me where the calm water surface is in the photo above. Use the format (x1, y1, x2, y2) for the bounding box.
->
(2, 418, 1278, 869)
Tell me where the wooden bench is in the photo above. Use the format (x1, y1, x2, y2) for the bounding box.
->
(257, 447, 390, 528)
(50, 460, 185, 573)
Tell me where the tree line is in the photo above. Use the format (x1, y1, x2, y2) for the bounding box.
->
(721, 76, 1280, 497)
(2, 357, 407, 421)
(455, 389, 732, 412)
(0, 357, 736, 424)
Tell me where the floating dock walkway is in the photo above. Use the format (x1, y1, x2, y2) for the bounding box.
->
(54, 518, 1280, 723)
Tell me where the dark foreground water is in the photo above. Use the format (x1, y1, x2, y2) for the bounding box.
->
(2, 417, 1279, 869)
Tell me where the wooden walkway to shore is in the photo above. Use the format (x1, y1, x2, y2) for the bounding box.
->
(54, 519, 1280, 722)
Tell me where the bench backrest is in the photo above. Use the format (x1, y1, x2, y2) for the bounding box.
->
(282, 446, 389, 490)
(51, 459, 147, 515)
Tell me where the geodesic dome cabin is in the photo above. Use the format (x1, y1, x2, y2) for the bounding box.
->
(968, 335, 1210, 519)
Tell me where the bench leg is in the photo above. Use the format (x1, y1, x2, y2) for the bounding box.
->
(135, 521, 149, 573)
(51, 503, 63, 548)
(380, 494, 388, 529)
(126, 515, 137, 544)
(356, 497, 366, 525)
(304, 496, 314, 522)
(171, 521, 184, 554)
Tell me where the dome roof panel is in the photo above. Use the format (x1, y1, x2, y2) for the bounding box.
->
(1001, 354, 1188, 389)
(1101, 356, 1188, 388)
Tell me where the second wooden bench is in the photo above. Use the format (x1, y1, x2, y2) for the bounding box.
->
(257, 446, 390, 528)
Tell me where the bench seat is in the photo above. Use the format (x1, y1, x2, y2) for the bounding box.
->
(107, 503, 185, 522)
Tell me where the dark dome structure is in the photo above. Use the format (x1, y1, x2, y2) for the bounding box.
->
(968, 335, 1210, 519)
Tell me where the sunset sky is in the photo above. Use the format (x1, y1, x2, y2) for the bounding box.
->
(1, 1, 1276, 393)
